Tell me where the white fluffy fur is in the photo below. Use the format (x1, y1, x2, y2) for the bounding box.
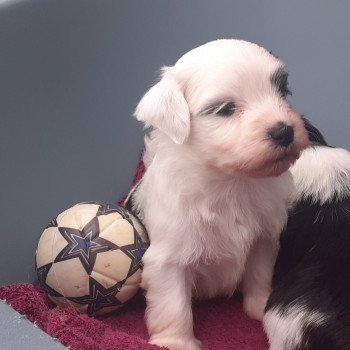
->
(290, 145, 350, 204)
(264, 305, 328, 350)
(132, 39, 309, 349)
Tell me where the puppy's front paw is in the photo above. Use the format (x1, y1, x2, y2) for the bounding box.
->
(149, 336, 201, 350)
(243, 294, 268, 321)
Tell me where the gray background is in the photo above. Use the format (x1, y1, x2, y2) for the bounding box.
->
(1, 0, 350, 285)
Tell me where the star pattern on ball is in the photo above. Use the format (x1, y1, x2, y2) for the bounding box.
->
(46, 217, 58, 228)
(36, 262, 62, 297)
(121, 227, 148, 277)
(68, 277, 123, 315)
(54, 217, 119, 274)
(97, 203, 129, 218)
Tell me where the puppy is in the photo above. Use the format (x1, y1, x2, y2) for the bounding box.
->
(128, 39, 309, 350)
(264, 119, 350, 350)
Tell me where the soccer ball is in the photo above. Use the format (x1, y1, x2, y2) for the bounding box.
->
(35, 202, 149, 316)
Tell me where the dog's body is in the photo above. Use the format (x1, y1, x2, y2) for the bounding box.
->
(264, 121, 350, 350)
(129, 39, 308, 349)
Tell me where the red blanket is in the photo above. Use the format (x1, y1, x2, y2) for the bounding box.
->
(0, 284, 268, 349)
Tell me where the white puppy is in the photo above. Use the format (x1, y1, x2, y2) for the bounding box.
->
(127, 39, 309, 350)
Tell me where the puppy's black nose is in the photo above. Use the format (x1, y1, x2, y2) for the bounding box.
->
(268, 122, 294, 147)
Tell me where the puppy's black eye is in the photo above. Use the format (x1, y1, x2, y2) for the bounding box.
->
(216, 102, 236, 117)
(200, 101, 236, 117)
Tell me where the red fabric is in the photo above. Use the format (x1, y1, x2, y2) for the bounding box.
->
(0, 284, 268, 350)
(130, 152, 145, 187)
(0, 156, 268, 349)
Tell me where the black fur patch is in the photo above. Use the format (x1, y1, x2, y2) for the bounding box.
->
(271, 67, 291, 98)
(302, 117, 328, 146)
(266, 183, 350, 349)
(271, 196, 350, 288)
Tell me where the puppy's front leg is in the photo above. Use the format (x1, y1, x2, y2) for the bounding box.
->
(240, 235, 279, 321)
(142, 250, 201, 350)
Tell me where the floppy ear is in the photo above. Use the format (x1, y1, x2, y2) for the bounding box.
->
(134, 68, 190, 144)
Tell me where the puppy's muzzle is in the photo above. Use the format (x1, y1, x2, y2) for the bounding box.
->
(268, 121, 294, 147)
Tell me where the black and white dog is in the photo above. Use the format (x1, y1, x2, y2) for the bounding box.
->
(264, 118, 350, 350)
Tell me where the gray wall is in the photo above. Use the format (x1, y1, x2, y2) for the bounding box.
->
(1, 0, 350, 284)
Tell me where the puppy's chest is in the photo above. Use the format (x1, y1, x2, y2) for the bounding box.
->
(209, 182, 279, 224)
(194, 182, 286, 252)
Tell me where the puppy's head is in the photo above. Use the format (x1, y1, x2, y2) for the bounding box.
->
(134, 39, 309, 177)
